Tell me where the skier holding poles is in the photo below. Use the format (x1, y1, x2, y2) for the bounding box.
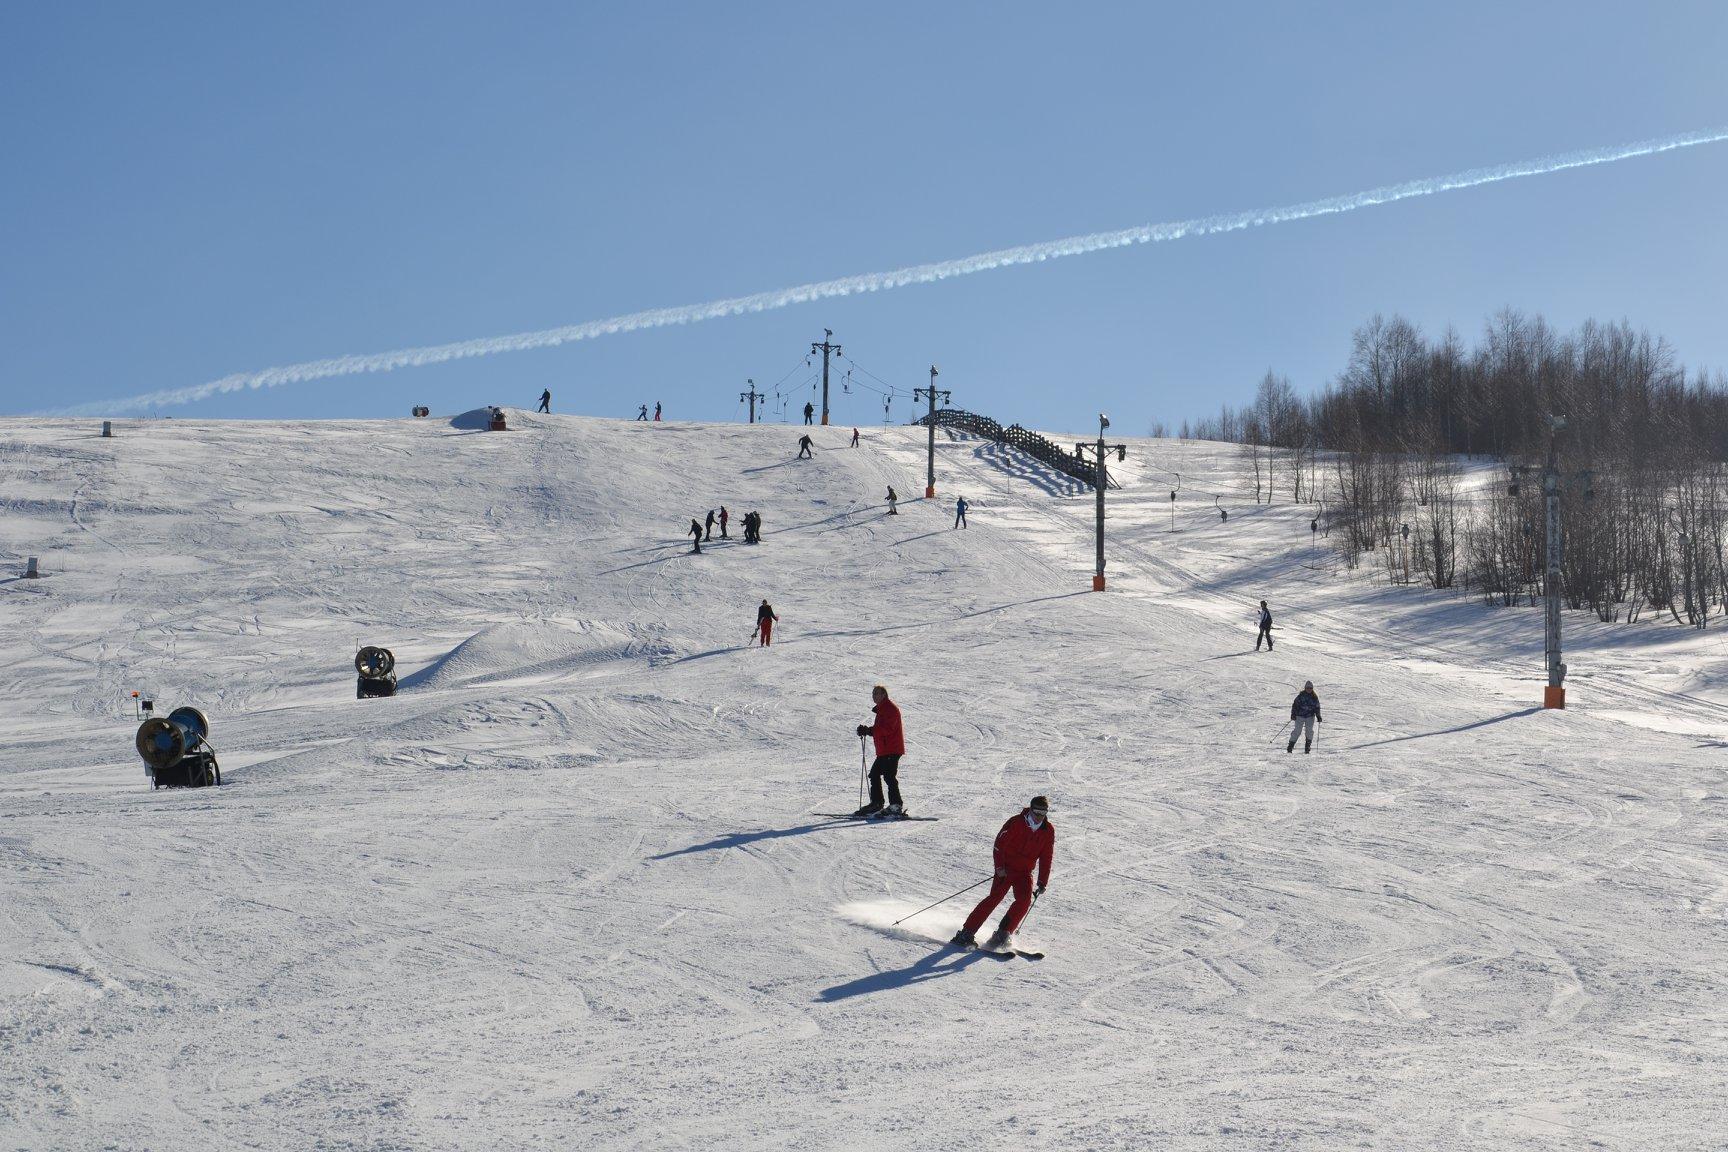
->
(1287, 680, 1322, 753)
(852, 684, 906, 818)
(754, 599, 779, 647)
(1256, 600, 1274, 651)
(951, 796, 1054, 952)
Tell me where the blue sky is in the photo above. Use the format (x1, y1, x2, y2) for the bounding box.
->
(3, 2, 1725, 432)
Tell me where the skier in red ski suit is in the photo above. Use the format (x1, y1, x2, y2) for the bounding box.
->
(954, 796, 1053, 950)
(755, 599, 779, 647)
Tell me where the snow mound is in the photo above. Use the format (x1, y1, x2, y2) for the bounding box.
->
(400, 618, 670, 690)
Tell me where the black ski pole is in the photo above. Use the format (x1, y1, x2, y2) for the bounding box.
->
(1270, 719, 1292, 745)
(893, 876, 993, 926)
(859, 735, 867, 810)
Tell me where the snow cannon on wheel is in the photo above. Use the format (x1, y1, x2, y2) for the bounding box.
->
(136, 706, 220, 788)
(356, 646, 397, 699)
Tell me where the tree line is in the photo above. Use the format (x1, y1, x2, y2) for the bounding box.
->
(1176, 310, 1728, 626)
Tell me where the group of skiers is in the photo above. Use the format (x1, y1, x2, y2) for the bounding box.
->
(689, 507, 766, 551)
(637, 402, 662, 421)
(837, 681, 1053, 952)
(1254, 600, 1325, 752)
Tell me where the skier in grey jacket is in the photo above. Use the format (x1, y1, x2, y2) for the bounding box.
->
(1287, 681, 1321, 753)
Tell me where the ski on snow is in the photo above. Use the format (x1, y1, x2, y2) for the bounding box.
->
(813, 813, 939, 822)
(960, 944, 1045, 961)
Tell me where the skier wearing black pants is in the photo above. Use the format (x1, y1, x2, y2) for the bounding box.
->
(705, 510, 716, 541)
(537, 389, 551, 413)
(1256, 600, 1274, 651)
(689, 518, 704, 554)
(1288, 680, 1321, 753)
(853, 685, 906, 818)
(798, 434, 814, 459)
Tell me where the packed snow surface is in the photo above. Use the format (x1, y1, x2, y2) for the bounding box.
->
(2, 412, 1724, 1149)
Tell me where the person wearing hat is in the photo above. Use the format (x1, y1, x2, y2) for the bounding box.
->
(951, 797, 1055, 951)
(1288, 681, 1322, 753)
(754, 598, 779, 647)
(853, 685, 907, 818)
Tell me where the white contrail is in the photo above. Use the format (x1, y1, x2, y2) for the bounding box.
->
(64, 125, 1728, 416)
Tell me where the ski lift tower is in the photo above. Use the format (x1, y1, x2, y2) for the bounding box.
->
(915, 365, 950, 499)
(1542, 415, 1566, 709)
(1076, 413, 1126, 591)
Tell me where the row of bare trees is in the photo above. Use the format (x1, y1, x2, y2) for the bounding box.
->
(1178, 310, 1728, 626)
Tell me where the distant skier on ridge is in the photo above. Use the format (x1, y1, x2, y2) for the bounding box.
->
(1287, 680, 1322, 753)
(537, 388, 551, 414)
(853, 685, 907, 818)
(804, 401, 815, 425)
(951, 796, 1054, 952)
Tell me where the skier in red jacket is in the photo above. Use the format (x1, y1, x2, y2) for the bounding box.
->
(952, 796, 1053, 951)
(853, 685, 907, 819)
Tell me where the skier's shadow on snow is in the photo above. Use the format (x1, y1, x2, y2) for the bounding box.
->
(1345, 706, 1540, 750)
(649, 820, 870, 860)
(816, 948, 992, 1002)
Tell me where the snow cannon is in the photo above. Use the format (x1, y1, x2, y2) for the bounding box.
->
(136, 706, 220, 788)
(356, 645, 397, 699)
(412, 405, 430, 418)
(488, 406, 507, 431)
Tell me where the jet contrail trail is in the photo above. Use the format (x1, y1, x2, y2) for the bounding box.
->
(64, 125, 1728, 416)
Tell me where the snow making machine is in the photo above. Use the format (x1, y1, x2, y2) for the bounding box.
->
(356, 645, 397, 699)
(136, 706, 220, 789)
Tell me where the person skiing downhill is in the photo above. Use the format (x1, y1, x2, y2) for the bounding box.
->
(538, 388, 551, 414)
(755, 599, 779, 647)
(804, 401, 815, 425)
(719, 506, 730, 539)
(886, 486, 898, 515)
(1288, 680, 1322, 753)
(952, 796, 1054, 951)
(798, 434, 814, 459)
(689, 518, 704, 554)
(853, 685, 906, 818)
(1256, 600, 1274, 651)
(954, 496, 969, 529)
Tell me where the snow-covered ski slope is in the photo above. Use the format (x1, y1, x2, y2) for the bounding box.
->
(2, 412, 1723, 1150)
